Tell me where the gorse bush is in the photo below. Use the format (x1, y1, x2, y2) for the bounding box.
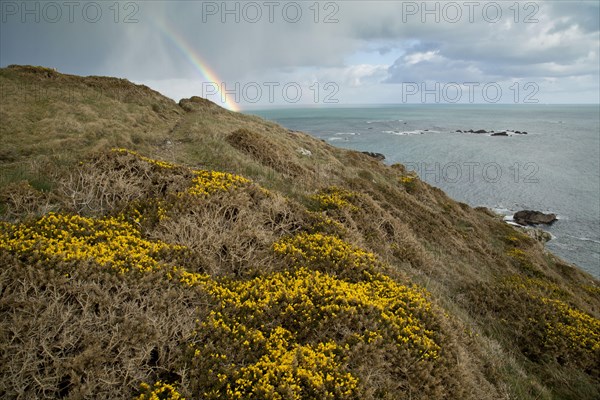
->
(399, 174, 418, 193)
(0, 212, 184, 274)
(541, 298, 600, 355)
(469, 273, 600, 378)
(310, 187, 358, 212)
(173, 226, 449, 399)
(59, 148, 252, 217)
(273, 232, 380, 281)
(184, 268, 443, 399)
(185, 170, 250, 198)
(136, 381, 185, 400)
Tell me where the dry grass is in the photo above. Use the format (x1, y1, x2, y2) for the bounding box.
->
(0, 253, 207, 399)
(226, 128, 308, 178)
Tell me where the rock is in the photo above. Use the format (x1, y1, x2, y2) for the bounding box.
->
(297, 148, 312, 157)
(514, 225, 552, 243)
(458, 128, 528, 136)
(526, 228, 553, 243)
(514, 210, 557, 226)
(362, 151, 385, 161)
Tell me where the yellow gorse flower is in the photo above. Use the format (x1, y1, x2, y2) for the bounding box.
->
(310, 187, 358, 212)
(502, 274, 600, 357)
(186, 265, 439, 398)
(541, 298, 600, 353)
(273, 232, 379, 280)
(111, 148, 251, 199)
(0, 213, 183, 274)
(136, 381, 184, 400)
(112, 148, 179, 170)
(186, 170, 251, 198)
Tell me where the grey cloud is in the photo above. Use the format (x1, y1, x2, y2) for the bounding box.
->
(0, 0, 597, 103)
(380, 1, 599, 84)
(549, 1, 600, 33)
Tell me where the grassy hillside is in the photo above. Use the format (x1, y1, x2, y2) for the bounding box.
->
(1, 65, 598, 399)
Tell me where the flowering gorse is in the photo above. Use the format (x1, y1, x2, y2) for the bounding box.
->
(0, 213, 183, 274)
(112, 148, 179, 170)
(501, 273, 600, 367)
(182, 230, 441, 399)
(1, 150, 449, 398)
(273, 232, 379, 281)
(310, 187, 358, 212)
(112, 148, 251, 199)
(541, 298, 600, 353)
(186, 170, 251, 198)
(135, 381, 184, 400)
(399, 174, 417, 192)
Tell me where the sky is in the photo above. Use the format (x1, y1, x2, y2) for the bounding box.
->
(1, 0, 599, 110)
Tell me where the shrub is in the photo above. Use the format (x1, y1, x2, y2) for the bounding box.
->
(0, 212, 184, 274)
(399, 174, 418, 193)
(185, 170, 250, 198)
(136, 381, 185, 400)
(473, 274, 600, 376)
(0, 180, 55, 221)
(186, 268, 442, 399)
(273, 232, 380, 282)
(310, 187, 358, 212)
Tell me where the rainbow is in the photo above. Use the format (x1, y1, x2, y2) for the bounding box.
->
(153, 18, 241, 112)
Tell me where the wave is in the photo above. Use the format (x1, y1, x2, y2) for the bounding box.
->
(335, 132, 360, 136)
(493, 207, 513, 216)
(366, 119, 403, 124)
(577, 237, 600, 244)
(565, 235, 600, 245)
(384, 130, 433, 136)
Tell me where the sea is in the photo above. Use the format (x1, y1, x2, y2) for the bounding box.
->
(248, 105, 600, 278)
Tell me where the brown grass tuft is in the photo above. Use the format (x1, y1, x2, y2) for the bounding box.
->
(226, 128, 307, 178)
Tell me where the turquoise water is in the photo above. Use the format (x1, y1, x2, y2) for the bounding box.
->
(248, 105, 600, 278)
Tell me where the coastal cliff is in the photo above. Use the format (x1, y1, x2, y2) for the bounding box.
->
(1, 65, 598, 399)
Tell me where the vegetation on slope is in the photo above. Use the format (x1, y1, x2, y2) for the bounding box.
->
(0, 66, 599, 399)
